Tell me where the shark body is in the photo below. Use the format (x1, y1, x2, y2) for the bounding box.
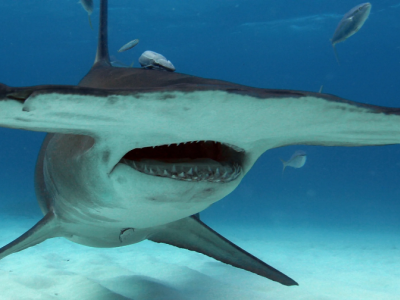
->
(0, 0, 399, 287)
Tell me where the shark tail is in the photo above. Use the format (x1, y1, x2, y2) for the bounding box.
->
(148, 216, 298, 286)
(0, 211, 61, 260)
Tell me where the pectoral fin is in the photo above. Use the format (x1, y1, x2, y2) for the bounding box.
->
(0, 211, 60, 260)
(148, 216, 298, 286)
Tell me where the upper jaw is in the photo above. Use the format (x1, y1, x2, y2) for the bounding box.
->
(119, 140, 245, 183)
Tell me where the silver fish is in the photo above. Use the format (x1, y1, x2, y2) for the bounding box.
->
(80, 0, 94, 29)
(118, 39, 140, 53)
(280, 150, 307, 173)
(331, 3, 371, 62)
(80, 0, 93, 14)
(109, 55, 129, 68)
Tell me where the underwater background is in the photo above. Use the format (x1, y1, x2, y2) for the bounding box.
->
(0, 1, 399, 299)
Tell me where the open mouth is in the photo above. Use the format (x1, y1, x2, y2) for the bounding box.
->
(120, 141, 244, 183)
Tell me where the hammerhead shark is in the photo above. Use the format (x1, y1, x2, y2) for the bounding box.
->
(0, 0, 399, 287)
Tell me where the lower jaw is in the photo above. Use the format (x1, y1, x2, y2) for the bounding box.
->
(122, 158, 241, 183)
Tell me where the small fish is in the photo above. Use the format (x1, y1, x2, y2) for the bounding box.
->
(79, 0, 94, 30)
(118, 39, 140, 53)
(331, 3, 372, 63)
(280, 150, 307, 174)
(110, 55, 130, 68)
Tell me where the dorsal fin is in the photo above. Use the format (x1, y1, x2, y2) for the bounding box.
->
(94, 0, 111, 66)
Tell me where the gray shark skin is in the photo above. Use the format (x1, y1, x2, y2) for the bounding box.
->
(0, 0, 400, 288)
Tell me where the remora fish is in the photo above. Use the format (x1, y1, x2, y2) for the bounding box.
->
(0, 0, 399, 287)
(139, 50, 176, 71)
(80, 0, 94, 29)
(331, 2, 372, 62)
(280, 150, 307, 174)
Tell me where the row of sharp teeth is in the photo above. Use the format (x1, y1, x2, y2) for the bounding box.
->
(122, 159, 241, 183)
(145, 141, 245, 152)
(147, 141, 214, 148)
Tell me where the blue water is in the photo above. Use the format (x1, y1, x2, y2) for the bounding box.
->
(0, 1, 399, 296)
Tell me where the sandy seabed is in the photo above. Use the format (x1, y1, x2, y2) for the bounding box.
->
(1, 214, 399, 300)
